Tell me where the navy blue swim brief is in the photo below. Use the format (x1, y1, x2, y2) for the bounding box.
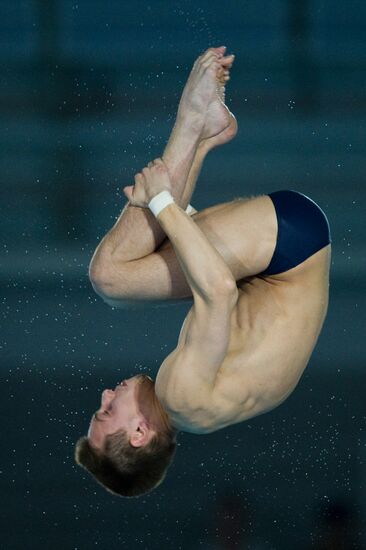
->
(260, 190, 331, 276)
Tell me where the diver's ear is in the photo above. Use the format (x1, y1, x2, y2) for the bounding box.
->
(129, 421, 151, 448)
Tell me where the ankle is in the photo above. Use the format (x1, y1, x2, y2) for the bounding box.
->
(163, 119, 202, 168)
(176, 110, 205, 137)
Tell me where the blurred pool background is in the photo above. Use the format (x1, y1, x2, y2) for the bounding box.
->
(1, 1, 365, 548)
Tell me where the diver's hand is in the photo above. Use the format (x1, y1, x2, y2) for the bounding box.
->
(123, 158, 172, 208)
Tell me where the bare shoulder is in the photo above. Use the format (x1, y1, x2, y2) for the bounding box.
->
(154, 292, 239, 433)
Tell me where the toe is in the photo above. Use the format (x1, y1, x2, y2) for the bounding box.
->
(204, 45, 226, 56)
(210, 46, 226, 58)
(220, 54, 235, 67)
(201, 55, 219, 69)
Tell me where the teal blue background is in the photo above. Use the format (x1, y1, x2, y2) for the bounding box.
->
(1, 1, 365, 548)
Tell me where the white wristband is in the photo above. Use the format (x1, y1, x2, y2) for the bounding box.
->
(148, 190, 175, 217)
(185, 204, 194, 215)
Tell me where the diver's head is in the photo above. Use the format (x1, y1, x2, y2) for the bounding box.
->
(74, 374, 178, 497)
(87, 374, 162, 449)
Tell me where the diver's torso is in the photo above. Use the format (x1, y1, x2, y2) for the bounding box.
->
(157, 245, 331, 434)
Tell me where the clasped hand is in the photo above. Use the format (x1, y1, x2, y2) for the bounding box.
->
(123, 158, 173, 208)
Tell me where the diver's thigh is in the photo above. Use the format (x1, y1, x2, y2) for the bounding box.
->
(190, 194, 277, 280)
(102, 195, 277, 303)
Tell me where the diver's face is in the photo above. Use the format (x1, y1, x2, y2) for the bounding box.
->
(87, 375, 155, 449)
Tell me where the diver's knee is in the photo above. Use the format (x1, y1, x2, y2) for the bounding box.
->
(89, 261, 131, 304)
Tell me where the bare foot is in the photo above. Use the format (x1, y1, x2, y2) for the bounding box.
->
(177, 48, 225, 130)
(200, 48, 237, 149)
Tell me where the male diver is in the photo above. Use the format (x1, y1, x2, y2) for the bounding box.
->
(75, 47, 331, 497)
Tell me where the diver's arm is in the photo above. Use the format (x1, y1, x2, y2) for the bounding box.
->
(154, 203, 238, 417)
(156, 201, 238, 397)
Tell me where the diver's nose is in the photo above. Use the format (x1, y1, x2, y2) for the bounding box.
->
(102, 388, 114, 400)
